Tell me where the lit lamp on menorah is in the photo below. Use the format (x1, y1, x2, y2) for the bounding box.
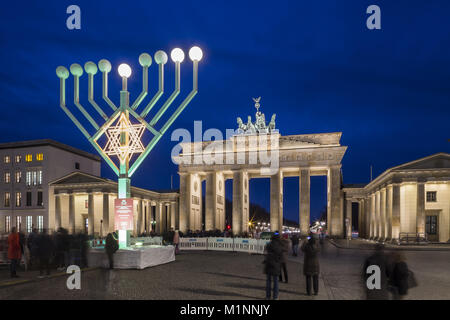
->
(56, 46, 202, 247)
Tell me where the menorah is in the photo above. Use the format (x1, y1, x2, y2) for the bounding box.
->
(56, 46, 202, 245)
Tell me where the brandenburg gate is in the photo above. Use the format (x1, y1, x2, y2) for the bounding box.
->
(175, 98, 347, 237)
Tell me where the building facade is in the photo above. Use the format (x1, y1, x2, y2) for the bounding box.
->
(344, 153, 450, 243)
(0, 139, 101, 234)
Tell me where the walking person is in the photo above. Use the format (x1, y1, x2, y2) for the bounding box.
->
(291, 234, 299, 256)
(363, 244, 389, 300)
(301, 236, 320, 296)
(36, 229, 54, 278)
(8, 227, 21, 278)
(173, 230, 180, 255)
(105, 232, 119, 269)
(388, 252, 412, 300)
(27, 228, 38, 269)
(279, 234, 289, 283)
(263, 232, 283, 300)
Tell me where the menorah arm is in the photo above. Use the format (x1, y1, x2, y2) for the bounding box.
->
(88, 74, 108, 121)
(128, 134, 163, 177)
(149, 62, 180, 126)
(73, 75, 100, 130)
(140, 63, 164, 118)
(131, 66, 148, 110)
(102, 71, 118, 111)
(89, 139, 120, 176)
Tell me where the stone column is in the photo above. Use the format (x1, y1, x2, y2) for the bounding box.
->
(88, 193, 94, 236)
(370, 194, 375, 239)
(137, 199, 143, 235)
(416, 182, 425, 234)
(345, 199, 352, 239)
(380, 188, 386, 240)
(179, 173, 190, 233)
(232, 171, 249, 235)
(375, 191, 380, 239)
(299, 169, 310, 237)
(392, 184, 401, 241)
(205, 172, 216, 231)
(102, 193, 109, 236)
(69, 193, 75, 234)
(386, 186, 392, 240)
(358, 200, 363, 238)
(170, 202, 177, 230)
(55, 194, 61, 230)
(156, 202, 163, 234)
(327, 166, 342, 237)
(270, 170, 283, 233)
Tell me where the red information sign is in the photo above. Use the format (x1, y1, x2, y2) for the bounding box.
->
(114, 198, 134, 230)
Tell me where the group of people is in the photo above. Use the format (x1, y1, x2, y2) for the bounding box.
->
(7, 227, 89, 278)
(263, 232, 321, 299)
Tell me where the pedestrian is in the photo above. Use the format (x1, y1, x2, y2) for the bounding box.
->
(173, 230, 180, 255)
(8, 227, 21, 278)
(36, 229, 54, 278)
(291, 234, 299, 256)
(279, 234, 289, 283)
(363, 244, 389, 300)
(105, 232, 119, 269)
(301, 236, 320, 296)
(388, 252, 411, 300)
(27, 228, 38, 269)
(263, 232, 283, 300)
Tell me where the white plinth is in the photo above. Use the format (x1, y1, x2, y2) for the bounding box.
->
(87, 245, 175, 270)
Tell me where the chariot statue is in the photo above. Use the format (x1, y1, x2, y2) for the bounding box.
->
(235, 97, 277, 134)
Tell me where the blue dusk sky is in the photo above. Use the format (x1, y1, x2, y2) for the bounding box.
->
(0, 0, 449, 222)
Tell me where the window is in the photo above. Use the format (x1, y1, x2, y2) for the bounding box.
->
(426, 216, 438, 235)
(32, 171, 37, 186)
(4, 155, 10, 164)
(427, 191, 437, 202)
(16, 216, 22, 231)
(26, 192, 32, 206)
(37, 216, 43, 233)
(75, 162, 80, 170)
(26, 171, 32, 186)
(15, 171, 21, 183)
(26, 216, 32, 233)
(37, 191, 43, 206)
(4, 172, 10, 183)
(15, 155, 21, 163)
(5, 216, 11, 233)
(37, 170, 42, 185)
(36, 153, 44, 161)
(4, 192, 10, 207)
(25, 154, 32, 162)
(15, 192, 21, 207)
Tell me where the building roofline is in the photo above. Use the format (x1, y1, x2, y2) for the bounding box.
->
(0, 139, 101, 162)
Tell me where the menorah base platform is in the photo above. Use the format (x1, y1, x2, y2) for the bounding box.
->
(87, 245, 175, 269)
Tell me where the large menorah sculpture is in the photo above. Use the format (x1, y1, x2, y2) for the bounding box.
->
(56, 47, 202, 245)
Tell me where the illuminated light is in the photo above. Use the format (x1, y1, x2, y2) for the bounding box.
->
(170, 48, 185, 63)
(189, 46, 203, 61)
(118, 63, 132, 78)
(135, 242, 143, 246)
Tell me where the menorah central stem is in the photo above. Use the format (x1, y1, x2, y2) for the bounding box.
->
(119, 89, 131, 199)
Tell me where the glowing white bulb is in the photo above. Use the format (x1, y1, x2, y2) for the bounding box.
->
(189, 46, 203, 61)
(118, 63, 132, 78)
(170, 48, 185, 63)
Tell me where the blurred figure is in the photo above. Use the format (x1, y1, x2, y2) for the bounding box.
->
(105, 232, 119, 269)
(18, 230, 29, 271)
(27, 228, 38, 269)
(363, 244, 389, 300)
(279, 234, 289, 283)
(301, 236, 320, 296)
(388, 252, 411, 300)
(54, 227, 70, 271)
(36, 229, 54, 278)
(263, 232, 283, 300)
(8, 227, 21, 278)
(173, 230, 180, 255)
(291, 234, 299, 256)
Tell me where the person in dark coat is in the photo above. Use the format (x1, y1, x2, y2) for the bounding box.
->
(27, 228, 39, 268)
(263, 232, 283, 300)
(363, 244, 389, 300)
(36, 229, 54, 278)
(105, 232, 119, 269)
(291, 234, 300, 256)
(301, 236, 320, 295)
(279, 235, 289, 283)
(388, 252, 410, 300)
(8, 227, 21, 278)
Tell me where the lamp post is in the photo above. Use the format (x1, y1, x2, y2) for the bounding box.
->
(56, 47, 202, 247)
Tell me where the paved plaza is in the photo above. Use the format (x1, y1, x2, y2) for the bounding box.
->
(1, 240, 450, 300)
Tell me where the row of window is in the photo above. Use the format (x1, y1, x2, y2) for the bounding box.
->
(426, 191, 437, 202)
(3, 153, 44, 164)
(3, 191, 43, 207)
(4, 215, 43, 233)
(3, 170, 42, 185)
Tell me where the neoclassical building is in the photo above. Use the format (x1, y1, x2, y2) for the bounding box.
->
(344, 153, 450, 243)
(49, 171, 179, 236)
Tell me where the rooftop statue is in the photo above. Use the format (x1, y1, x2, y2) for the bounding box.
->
(236, 97, 277, 134)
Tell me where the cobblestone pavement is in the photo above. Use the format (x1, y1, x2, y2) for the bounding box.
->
(1, 241, 449, 300)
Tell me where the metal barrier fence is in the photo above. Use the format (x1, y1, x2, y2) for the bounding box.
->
(179, 237, 270, 254)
